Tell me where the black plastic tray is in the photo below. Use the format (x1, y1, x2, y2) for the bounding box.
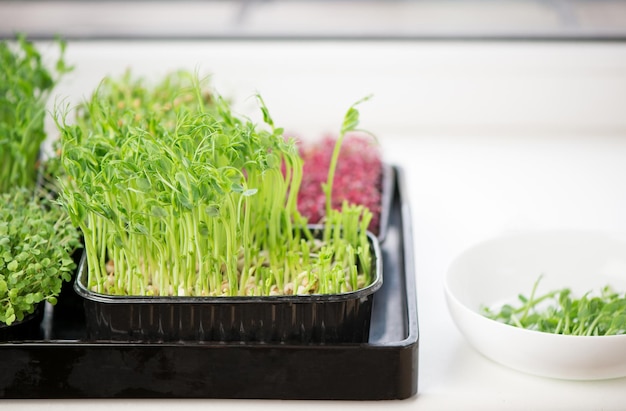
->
(0, 165, 418, 400)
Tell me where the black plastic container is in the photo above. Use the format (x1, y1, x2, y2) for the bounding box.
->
(74, 230, 383, 344)
(0, 303, 44, 342)
(51, 246, 85, 319)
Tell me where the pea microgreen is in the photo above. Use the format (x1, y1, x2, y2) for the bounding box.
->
(322, 95, 373, 218)
(482, 275, 626, 336)
(57, 71, 375, 297)
(0, 34, 70, 193)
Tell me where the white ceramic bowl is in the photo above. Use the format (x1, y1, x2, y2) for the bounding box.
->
(444, 230, 626, 380)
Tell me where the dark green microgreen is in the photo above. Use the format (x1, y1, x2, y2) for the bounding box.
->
(0, 187, 82, 326)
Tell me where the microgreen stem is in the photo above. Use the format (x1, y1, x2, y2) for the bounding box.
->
(323, 95, 372, 218)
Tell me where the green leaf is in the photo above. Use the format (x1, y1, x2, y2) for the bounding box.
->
(132, 223, 149, 235)
(151, 205, 168, 218)
(135, 177, 151, 192)
(231, 183, 244, 193)
(7, 260, 18, 272)
(206, 205, 219, 217)
(340, 95, 372, 135)
(198, 222, 210, 237)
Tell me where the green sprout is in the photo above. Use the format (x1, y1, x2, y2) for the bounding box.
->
(57, 71, 375, 297)
(0, 187, 82, 326)
(322, 95, 373, 219)
(0, 34, 70, 193)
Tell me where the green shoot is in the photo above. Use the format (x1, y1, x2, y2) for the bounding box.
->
(0, 34, 70, 193)
(482, 275, 626, 336)
(323, 95, 373, 218)
(0, 187, 82, 326)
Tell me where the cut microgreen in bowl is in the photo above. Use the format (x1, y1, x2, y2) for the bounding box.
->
(482, 275, 626, 336)
(57, 71, 378, 299)
(445, 230, 626, 380)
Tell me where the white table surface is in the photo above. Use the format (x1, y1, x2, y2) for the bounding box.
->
(6, 40, 626, 410)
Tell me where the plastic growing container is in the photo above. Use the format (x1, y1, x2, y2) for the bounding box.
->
(74, 229, 383, 344)
(0, 303, 44, 341)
